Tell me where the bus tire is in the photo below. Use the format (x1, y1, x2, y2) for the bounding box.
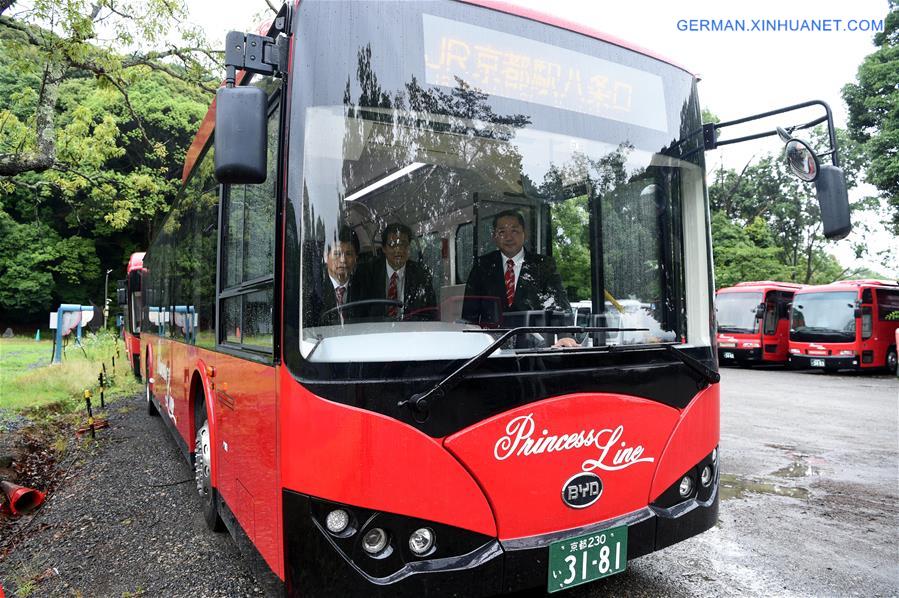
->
(145, 375, 159, 417)
(886, 347, 897, 375)
(195, 415, 225, 532)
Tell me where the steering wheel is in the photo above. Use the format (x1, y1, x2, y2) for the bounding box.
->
(322, 299, 403, 318)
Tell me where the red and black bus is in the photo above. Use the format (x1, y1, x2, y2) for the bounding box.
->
(716, 281, 804, 366)
(117, 251, 146, 379)
(140, 1, 850, 594)
(789, 279, 899, 373)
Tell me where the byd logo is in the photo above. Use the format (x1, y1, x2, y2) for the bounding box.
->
(562, 472, 603, 509)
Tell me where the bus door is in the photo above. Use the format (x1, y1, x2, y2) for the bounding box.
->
(761, 291, 790, 360)
(860, 287, 875, 364)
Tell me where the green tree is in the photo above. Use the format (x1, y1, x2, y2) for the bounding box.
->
(707, 125, 872, 286)
(711, 212, 791, 288)
(842, 0, 899, 234)
(0, 1, 229, 321)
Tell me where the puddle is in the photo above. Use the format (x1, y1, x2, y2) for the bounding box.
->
(765, 443, 797, 452)
(772, 460, 820, 478)
(719, 473, 809, 501)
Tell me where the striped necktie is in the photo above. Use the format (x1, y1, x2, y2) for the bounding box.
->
(387, 272, 398, 317)
(504, 258, 515, 307)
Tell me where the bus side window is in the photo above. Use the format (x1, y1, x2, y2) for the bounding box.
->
(861, 305, 873, 339)
(876, 289, 899, 321)
(763, 298, 777, 335)
(218, 85, 280, 354)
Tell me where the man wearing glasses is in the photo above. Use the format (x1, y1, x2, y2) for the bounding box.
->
(355, 223, 437, 320)
(306, 225, 361, 327)
(462, 210, 577, 347)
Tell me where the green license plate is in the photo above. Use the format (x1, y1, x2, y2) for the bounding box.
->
(547, 525, 628, 593)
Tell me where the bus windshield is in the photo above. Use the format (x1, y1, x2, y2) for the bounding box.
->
(716, 292, 762, 334)
(791, 291, 857, 342)
(288, 1, 711, 363)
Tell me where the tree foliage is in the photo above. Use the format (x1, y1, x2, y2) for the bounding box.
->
(0, 1, 221, 321)
(708, 127, 876, 288)
(842, 0, 899, 234)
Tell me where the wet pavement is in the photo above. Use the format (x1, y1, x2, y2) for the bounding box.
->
(560, 366, 899, 597)
(3, 367, 895, 596)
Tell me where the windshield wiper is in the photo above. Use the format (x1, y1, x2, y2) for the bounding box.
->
(397, 326, 645, 419)
(661, 343, 720, 384)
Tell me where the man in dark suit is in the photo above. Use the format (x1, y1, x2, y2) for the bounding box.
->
(355, 223, 437, 321)
(462, 210, 578, 347)
(305, 226, 360, 327)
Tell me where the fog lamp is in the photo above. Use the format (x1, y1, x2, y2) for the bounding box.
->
(362, 527, 389, 554)
(409, 527, 435, 556)
(700, 465, 713, 487)
(325, 509, 349, 534)
(678, 475, 694, 498)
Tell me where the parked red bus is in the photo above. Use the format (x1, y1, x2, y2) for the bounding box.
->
(140, 1, 850, 594)
(118, 252, 145, 379)
(789, 279, 899, 373)
(716, 281, 804, 366)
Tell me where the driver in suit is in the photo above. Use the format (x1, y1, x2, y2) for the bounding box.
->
(354, 223, 437, 320)
(462, 210, 578, 347)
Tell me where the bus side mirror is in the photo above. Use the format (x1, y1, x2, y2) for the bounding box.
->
(854, 300, 862, 318)
(776, 127, 851, 241)
(117, 280, 127, 306)
(783, 138, 819, 182)
(755, 303, 765, 319)
(214, 86, 268, 184)
(814, 165, 851, 240)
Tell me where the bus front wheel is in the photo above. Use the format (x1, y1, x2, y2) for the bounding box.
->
(887, 347, 897, 375)
(195, 415, 225, 532)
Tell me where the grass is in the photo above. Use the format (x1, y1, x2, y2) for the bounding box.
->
(0, 332, 141, 415)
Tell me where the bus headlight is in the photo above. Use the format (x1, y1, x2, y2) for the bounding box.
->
(838, 350, 855, 356)
(362, 527, 389, 555)
(326, 509, 350, 534)
(651, 448, 717, 509)
(409, 527, 435, 556)
(700, 465, 713, 487)
(678, 475, 694, 497)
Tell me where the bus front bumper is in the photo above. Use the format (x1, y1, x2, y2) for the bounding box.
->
(283, 485, 718, 596)
(718, 347, 761, 363)
(789, 355, 860, 370)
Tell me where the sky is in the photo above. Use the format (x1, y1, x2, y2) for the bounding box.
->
(186, 0, 895, 276)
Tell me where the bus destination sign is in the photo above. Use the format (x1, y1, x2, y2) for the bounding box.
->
(423, 14, 669, 132)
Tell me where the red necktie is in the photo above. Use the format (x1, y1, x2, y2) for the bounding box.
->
(504, 258, 515, 307)
(387, 272, 398, 317)
(335, 285, 346, 324)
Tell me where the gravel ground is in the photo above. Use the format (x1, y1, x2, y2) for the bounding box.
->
(0, 393, 265, 597)
(0, 409, 31, 434)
